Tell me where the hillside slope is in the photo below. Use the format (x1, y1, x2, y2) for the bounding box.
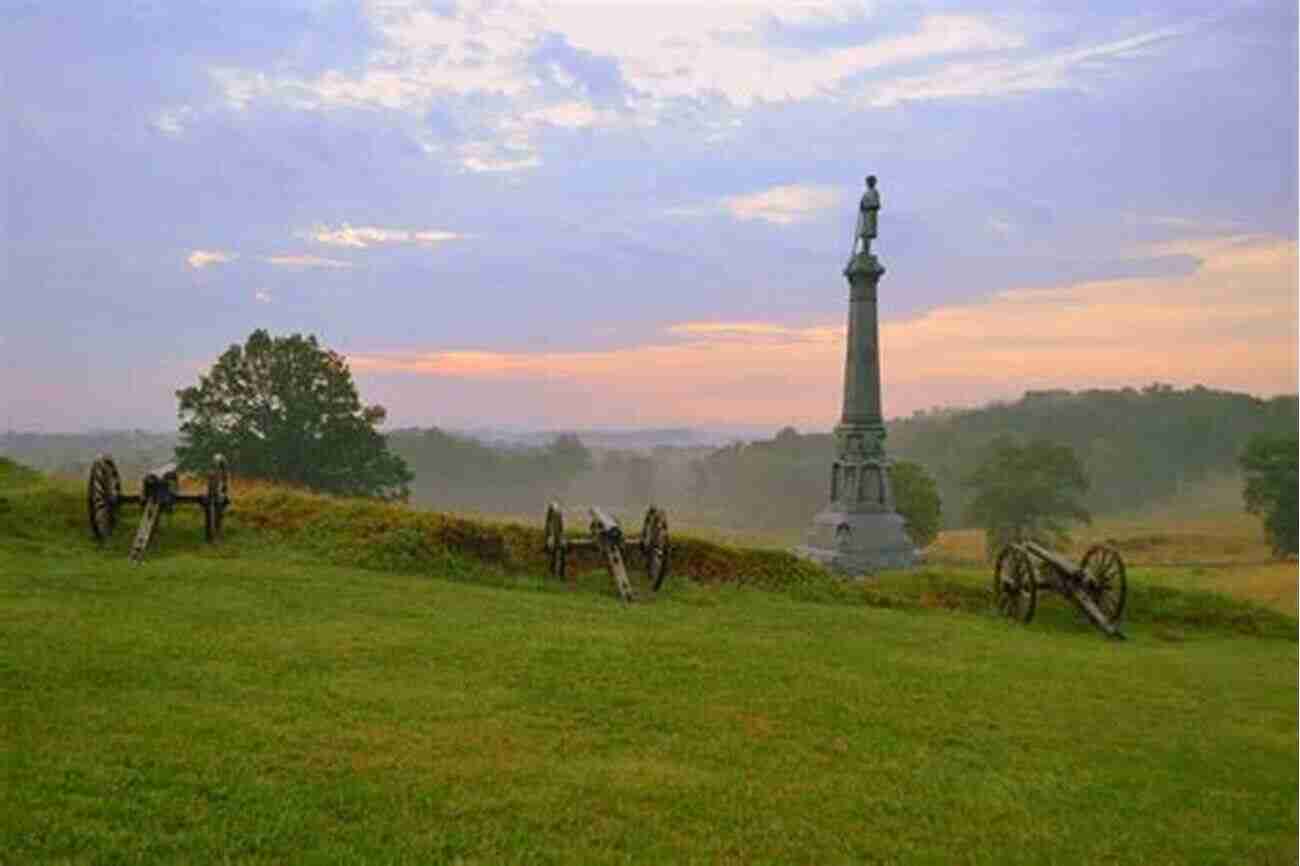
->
(2, 462, 1296, 864)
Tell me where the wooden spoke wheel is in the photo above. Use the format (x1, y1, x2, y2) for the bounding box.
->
(87, 455, 122, 542)
(544, 503, 567, 580)
(1080, 544, 1127, 625)
(993, 545, 1038, 624)
(205, 455, 230, 543)
(640, 506, 671, 591)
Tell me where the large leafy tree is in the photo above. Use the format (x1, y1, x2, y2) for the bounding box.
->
(1238, 433, 1298, 557)
(964, 436, 1091, 557)
(175, 330, 412, 498)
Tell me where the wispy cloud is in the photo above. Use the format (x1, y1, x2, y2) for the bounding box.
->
(349, 235, 1297, 426)
(187, 249, 236, 269)
(860, 23, 1188, 107)
(264, 254, 353, 269)
(152, 105, 195, 137)
(723, 184, 841, 225)
(254, 288, 273, 303)
(664, 184, 842, 225)
(305, 224, 463, 248)
(667, 321, 839, 341)
(213, 7, 1022, 114)
(200, 4, 1041, 173)
(536, 9, 1021, 108)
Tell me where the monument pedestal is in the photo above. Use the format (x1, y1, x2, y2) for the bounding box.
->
(798, 507, 917, 573)
(794, 249, 918, 575)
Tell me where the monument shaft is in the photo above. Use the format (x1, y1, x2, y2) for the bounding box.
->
(841, 273, 884, 431)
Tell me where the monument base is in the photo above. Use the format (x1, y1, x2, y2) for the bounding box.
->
(795, 508, 918, 575)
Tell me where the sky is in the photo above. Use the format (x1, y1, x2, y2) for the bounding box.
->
(2, 0, 1297, 434)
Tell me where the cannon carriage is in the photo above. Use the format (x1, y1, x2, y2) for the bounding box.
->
(543, 503, 671, 604)
(993, 541, 1127, 639)
(87, 454, 230, 562)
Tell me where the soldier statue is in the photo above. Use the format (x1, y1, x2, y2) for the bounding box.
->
(852, 175, 881, 257)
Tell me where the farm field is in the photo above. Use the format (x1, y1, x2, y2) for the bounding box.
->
(1, 462, 1296, 864)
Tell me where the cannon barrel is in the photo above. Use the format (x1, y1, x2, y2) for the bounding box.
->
(589, 507, 623, 544)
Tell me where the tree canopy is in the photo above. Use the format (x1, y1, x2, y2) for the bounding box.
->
(1238, 433, 1298, 557)
(891, 385, 1296, 522)
(964, 436, 1091, 556)
(890, 460, 942, 548)
(175, 330, 412, 498)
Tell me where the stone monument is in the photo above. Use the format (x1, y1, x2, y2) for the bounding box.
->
(795, 175, 918, 573)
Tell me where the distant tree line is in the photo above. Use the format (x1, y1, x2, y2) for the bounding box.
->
(891, 385, 1296, 525)
(386, 428, 601, 515)
(0, 431, 178, 481)
(687, 385, 1297, 533)
(5, 382, 1294, 551)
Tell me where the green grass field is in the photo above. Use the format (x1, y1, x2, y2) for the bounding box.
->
(2, 461, 1296, 864)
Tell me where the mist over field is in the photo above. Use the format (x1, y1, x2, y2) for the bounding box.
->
(6, 385, 1295, 541)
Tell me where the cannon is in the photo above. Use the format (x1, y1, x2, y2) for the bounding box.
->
(993, 541, 1127, 639)
(543, 503, 670, 604)
(87, 454, 230, 562)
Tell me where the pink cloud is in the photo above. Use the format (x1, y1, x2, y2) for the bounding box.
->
(349, 235, 1297, 428)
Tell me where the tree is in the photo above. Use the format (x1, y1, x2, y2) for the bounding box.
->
(964, 436, 1090, 557)
(175, 330, 412, 498)
(1238, 433, 1298, 557)
(543, 433, 593, 478)
(602, 451, 655, 505)
(890, 460, 941, 548)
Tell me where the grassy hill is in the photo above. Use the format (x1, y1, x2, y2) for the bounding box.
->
(2, 459, 1296, 864)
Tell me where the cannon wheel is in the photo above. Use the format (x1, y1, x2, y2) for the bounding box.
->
(87, 455, 122, 542)
(544, 503, 566, 580)
(993, 545, 1038, 624)
(205, 455, 230, 543)
(1080, 544, 1127, 625)
(640, 506, 671, 591)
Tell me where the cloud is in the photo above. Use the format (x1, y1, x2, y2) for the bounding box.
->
(666, 321, 838, 341)
(538, 9, 1021, 108)
(723, 184, 841, 225)
(663, 184, 841, 225)
(985, 217, 1016, 237)
(152, 105, 195, 137)
(881, 236, 1295, 390)
(859, 23, 1187, 108)
(523, 101, 619, 129)
(197, 2, 1198, 185)
(529, 31, 633, 110)
(254, 288, 273, 303)
(306, 224, 463, 248)
(460, 153, 543, 173)
(198, 4, 1044, 173)
(1121, 212, 1240, 238)
(187, 249, 236, 269)
(211, 7, 1023, 114)
(264, 254, 353, 269)
(347, 235, 1297, 427)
